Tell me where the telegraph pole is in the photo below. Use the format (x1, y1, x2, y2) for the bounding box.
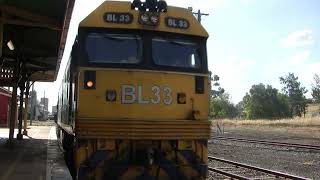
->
(190, 8, 209, 23)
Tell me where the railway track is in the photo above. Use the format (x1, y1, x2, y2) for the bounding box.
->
(208, 156, 310, 180)
(213, 136, 320, 151)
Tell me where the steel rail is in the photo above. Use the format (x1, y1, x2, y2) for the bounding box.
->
(214, 136, 320, 150)
(208, 156, 311, 180)
(208, 166, 250, 180)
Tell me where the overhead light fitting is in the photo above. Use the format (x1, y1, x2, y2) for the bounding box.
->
(7, 40, 15, 51)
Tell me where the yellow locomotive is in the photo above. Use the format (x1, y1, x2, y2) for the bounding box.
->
(56, 0, 210, 179)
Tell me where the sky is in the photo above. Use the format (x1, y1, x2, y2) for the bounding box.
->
(35, 0, 320, 111)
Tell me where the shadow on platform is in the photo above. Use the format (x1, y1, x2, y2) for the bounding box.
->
(0, 127, 72, 180)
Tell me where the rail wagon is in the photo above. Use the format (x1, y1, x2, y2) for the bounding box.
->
(56, 0, 211, 179)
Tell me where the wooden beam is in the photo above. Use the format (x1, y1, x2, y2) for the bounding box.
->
(26, 59, 56, 70)
(0, 17, 61, 30)
(0, 5, 60, 28)
(0, 80, 13, 86)
(55, 0, 75, 80)
(30, 71, 54, 81)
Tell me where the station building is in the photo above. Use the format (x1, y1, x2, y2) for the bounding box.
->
(0, 87, 15, 127)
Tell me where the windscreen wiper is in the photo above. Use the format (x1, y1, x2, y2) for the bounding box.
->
(156, 38, 196, 47)
(102, 34, 126, 42)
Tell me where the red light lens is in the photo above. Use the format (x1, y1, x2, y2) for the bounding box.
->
(86, 81, 94, 88)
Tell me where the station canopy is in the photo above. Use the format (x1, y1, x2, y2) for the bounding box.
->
(0, 0, 75, 86)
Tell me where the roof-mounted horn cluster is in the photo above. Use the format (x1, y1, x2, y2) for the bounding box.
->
(131, 0, 167, 12)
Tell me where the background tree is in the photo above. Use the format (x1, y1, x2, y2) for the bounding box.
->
(209, 72, 238, 119)
(209, 72, 225, 99)
(235, 100, 246, 119)
(311, 74, 320, 103)
(242, 83, 290, 119)
(280, 73, 308, 117)
(209, 93, 238, 119)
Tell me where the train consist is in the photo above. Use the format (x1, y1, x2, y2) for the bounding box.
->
(56, 0, 210, 179)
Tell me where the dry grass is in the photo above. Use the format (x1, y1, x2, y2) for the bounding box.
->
(306, 104, 320, 117)
(212, 104, 320, 128)
(212, 116, 320, 128)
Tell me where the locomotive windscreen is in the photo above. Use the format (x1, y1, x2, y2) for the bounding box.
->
(85, 33, 142, 64)
(152, 38, 201, 68)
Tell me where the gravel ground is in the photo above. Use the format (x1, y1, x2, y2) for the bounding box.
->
(208, 125, 320, 179)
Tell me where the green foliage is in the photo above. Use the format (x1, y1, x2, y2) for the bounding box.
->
(209, 93, 238, 119)
(280, 73, 308, 117)
(242, 83, 291, 119)
(311, 74, 320, 103)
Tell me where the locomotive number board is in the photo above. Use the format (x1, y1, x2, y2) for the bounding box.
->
(165, 17, 190, 29)
(104, 12, 133, 24)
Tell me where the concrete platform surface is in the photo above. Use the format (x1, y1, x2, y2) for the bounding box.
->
(0, 126, 72, 180)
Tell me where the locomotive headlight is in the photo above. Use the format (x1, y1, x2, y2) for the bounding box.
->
(140, 13, 149, 23)
(150, 15, 159, 24)
(139, 12, 160, 26)
(177, 93, 186, 104)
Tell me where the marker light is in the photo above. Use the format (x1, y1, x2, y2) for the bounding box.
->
(86, 81, 94, 88)
(84, 70, 96, 89)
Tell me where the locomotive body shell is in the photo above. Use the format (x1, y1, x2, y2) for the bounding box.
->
(56, 1, 211, 179)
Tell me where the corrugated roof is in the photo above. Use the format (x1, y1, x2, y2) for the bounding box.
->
(0, 0, 75, 86)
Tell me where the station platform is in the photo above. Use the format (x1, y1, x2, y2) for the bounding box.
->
(0, 126, 72, 180)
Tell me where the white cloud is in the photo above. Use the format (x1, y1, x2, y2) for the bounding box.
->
(281, 30, 314, 48)
(287, 50, 311, 65)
